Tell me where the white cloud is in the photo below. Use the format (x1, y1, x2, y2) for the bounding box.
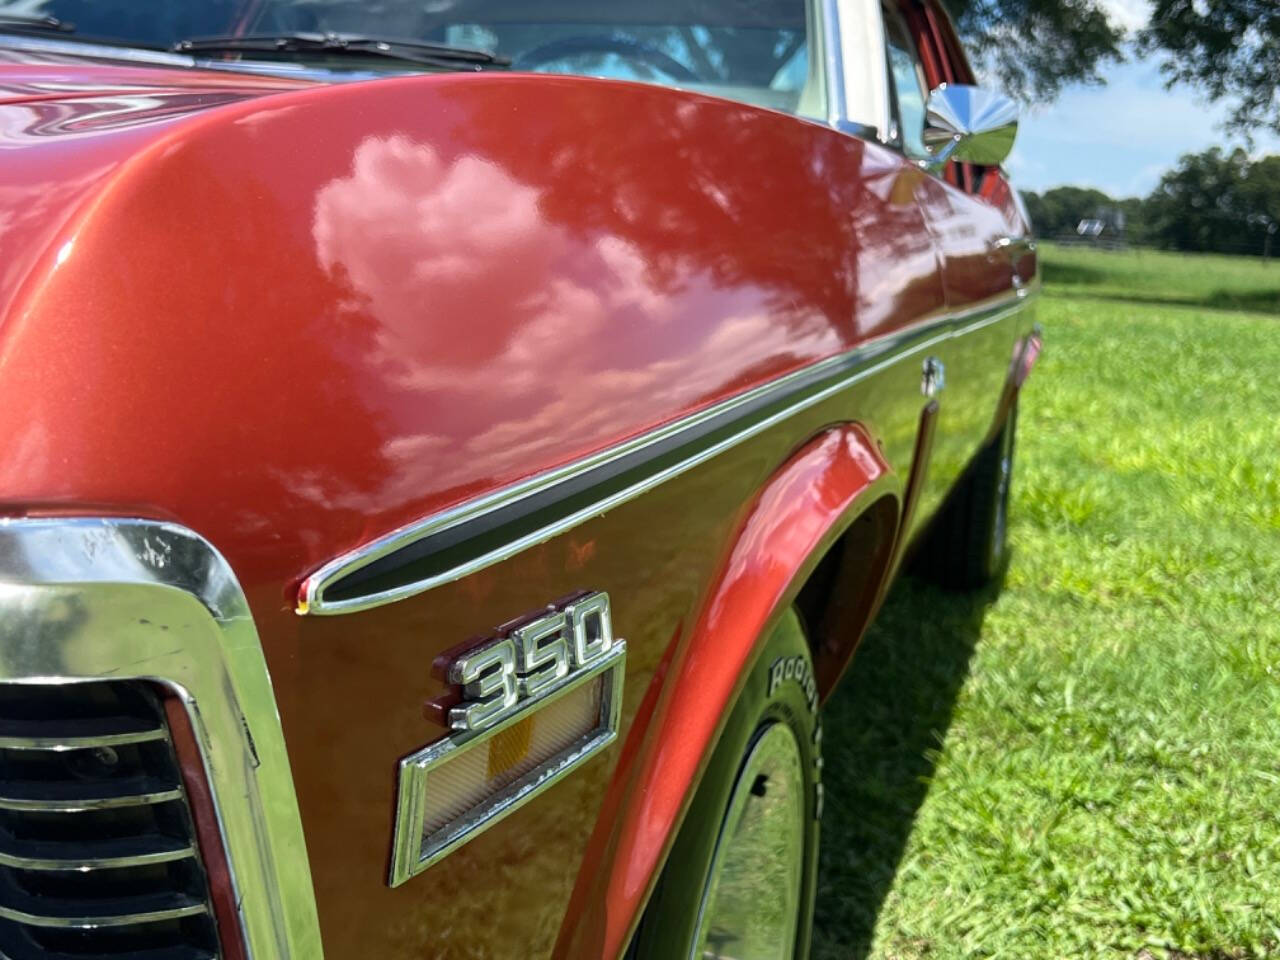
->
(300, 134, 846, 511)
(1003, 147, 1045, 181)
(1097, 0, 1151, 31)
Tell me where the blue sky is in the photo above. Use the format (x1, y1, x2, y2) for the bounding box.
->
(1001, 0, 1280, 198)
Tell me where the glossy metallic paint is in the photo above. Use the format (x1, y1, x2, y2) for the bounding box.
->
(0, 52, 1035, 958)
(300, 295, 1020, 615)
(558, 425, 897, 958)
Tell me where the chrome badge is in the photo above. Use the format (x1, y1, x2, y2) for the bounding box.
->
(389, 591, 625, 886)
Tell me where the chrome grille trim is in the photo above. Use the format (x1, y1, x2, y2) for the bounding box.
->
(0, 783, 185, 812)
(0, 897, 208, 929)
(0, 681, 221, 953)
(0, 930, 215, 960)
(0, 692, 170, 752)
(0, 835, 196, 871)
(0, 518, 324, 959)
(0, 727, 169, 751)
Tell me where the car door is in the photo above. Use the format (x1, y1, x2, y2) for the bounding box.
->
(881, 0, 1023, 512)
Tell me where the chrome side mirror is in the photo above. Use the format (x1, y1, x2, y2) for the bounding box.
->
(923, 84, 1018, 166)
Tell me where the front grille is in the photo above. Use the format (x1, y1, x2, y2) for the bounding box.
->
(0, 681, 222, 959)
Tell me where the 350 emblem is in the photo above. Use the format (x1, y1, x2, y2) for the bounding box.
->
(441, 591, 614, 732)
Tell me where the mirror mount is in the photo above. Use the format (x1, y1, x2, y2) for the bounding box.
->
(922, 83, 1019, 168)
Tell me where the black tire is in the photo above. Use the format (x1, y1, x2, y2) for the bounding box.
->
(628, 608, 821, 960)
(922, 405, 1018, 589)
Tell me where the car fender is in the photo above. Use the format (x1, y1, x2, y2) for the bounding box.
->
(556, 423, 900, 960)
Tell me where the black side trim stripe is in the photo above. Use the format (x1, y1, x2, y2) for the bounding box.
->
(298, 294, 1030, 614)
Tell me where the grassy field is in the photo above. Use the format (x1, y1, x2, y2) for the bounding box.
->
(814, 245, 1280, 959)
(1043, 244, 1280, 316)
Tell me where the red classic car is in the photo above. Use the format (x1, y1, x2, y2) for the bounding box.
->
(0, 1, 1039, 957)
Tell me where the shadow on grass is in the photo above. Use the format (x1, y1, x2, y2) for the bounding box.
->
(1041, 257, 1280, 315)
(1047, 286, 1280, 316)
(1041, 259, 1110, 287)
(811, 571, 1002, 960)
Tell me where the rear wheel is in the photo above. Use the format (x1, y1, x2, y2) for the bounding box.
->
(628, 608, 821, 960)
(923, 405, 1018, 589)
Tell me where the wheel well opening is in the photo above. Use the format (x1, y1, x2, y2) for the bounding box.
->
(795, 494, 899, 700)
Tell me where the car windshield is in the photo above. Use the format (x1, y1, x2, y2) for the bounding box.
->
(0, 0, 824, 117)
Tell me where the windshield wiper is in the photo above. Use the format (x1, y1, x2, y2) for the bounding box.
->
(0, 13, 75, 33)
(172, 31, 508, 70)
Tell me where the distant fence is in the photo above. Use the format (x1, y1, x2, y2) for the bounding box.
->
(1050, 235, 1131, 253)
(1044, 234, 1276, 260)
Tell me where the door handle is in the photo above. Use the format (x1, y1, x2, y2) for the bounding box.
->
(991, 236, 1034, 295)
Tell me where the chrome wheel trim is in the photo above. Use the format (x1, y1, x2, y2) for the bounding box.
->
(691, 722, 807, 960)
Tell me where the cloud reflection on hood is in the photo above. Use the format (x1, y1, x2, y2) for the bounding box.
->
(309, 132, 845, 500)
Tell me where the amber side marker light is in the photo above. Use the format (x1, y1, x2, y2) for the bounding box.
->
(389, 642, 625, 887)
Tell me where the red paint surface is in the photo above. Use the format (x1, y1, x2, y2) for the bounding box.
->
(163, 695, 250, 960)
(0, 63, 943, 599)
(1018, 330, 1043, 385)
(0, 53, 1025, 958)
(558, 426, 895, 958)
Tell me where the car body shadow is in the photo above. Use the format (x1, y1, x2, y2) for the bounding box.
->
(1049, 286, 1280, 316)
(1042, 258, 1280, 316)
(811, 570, 1002, 959)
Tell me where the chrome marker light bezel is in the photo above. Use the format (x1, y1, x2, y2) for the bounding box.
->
(390, 640, 625, 887)
(0, 517, 323, 959)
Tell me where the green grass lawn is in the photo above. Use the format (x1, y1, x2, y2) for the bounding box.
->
(814, 245, 1280, 959)
(1042, 243, 1280, 315)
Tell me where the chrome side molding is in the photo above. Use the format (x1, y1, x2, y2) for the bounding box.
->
(299, 291, 1036, 616)
(0, 517, 324, 959)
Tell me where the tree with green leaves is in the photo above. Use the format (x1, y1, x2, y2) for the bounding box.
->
(1140, 0, 1280, 138)
(1020, 150, 1279, 256)
(941, 0, 1278, 139)
(1143, 148, 1251, 253)
(941, 0, 1124, 100)
(1021, 186, 1117, 237)
(1143, 148, 1280, 256)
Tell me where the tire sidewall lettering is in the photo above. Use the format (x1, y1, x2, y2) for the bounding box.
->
(768, 654, 818, 717)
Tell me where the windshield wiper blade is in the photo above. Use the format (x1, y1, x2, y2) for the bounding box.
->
(172, 31, 508, 69)
(0, 13, 75, 33)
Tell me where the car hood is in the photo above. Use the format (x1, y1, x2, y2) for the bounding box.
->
(0, 56, 312, 324)
(0, 52, 907, 613)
